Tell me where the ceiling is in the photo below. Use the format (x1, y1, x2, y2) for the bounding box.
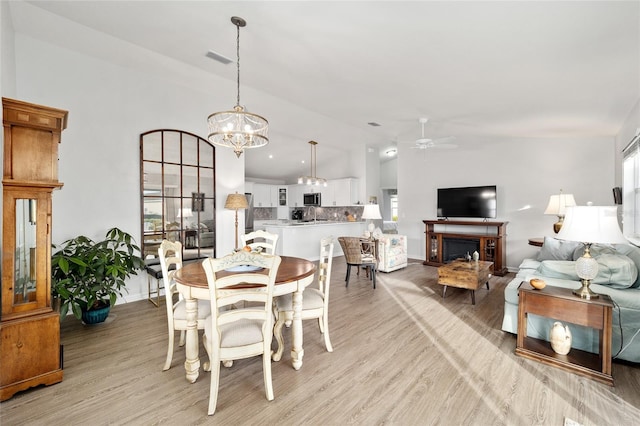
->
(10, 1, 640, 181)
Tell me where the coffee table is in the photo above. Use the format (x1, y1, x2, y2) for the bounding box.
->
(437, 259, 493, 305)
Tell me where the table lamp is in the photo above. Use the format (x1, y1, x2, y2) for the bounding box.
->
(177, 207, 193, 229)
(225, 192, 248, 250)
(362, 204, 382, 236)
(556, 205, 627, 299)
(544, 190, 576, 233)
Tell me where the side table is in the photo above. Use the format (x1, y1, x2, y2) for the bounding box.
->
(528, 237, 544, 247)
(515, 281, 613, 385)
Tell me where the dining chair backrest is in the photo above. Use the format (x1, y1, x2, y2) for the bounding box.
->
(240, 230, 279, 254)
(201, 251, 282, 415)
(158, 239, 183, 311)
(338, 236, 371, 264)
(317, 236, 335, 301)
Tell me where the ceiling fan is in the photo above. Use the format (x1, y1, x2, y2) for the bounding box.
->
(409, 118, 457, 150)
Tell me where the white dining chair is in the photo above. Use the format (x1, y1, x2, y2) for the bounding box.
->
(201, 251, 282, 416)
(240, 230, 279, 254)
(272, 236, 335, 361)
(158, 240, 211, 371)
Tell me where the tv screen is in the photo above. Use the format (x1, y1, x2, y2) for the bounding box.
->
(437, 185, 497, 219)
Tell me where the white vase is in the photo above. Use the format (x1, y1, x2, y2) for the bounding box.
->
(549, 321, 572, 355)
(472, 251, 479, 261)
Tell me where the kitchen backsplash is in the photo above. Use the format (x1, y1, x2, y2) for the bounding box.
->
(254, 206, 365, 221)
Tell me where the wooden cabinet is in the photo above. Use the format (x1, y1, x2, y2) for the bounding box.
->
(423, 220, 508, 276)
(1, 98, 67, 401)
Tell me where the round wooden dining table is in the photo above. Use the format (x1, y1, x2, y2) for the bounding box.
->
(174, 255, 316, 383)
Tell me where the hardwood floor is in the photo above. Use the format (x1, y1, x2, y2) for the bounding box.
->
(2, 258, 639, 425)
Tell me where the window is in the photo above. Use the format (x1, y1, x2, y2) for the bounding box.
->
(622, 134, 640, 240)
(390, 195, 398, 221)
(140, 130, 216, 259)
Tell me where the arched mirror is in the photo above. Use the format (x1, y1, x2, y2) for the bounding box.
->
(140, 129, 215, 260)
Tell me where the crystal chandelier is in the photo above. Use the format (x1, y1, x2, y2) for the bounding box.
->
(207, 16, 268, 158)
(298, 141, 327, 186)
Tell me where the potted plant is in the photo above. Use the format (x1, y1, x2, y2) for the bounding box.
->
(51, 227, 144, 324)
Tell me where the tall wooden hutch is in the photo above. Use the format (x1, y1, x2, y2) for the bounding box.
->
(1, 98, 67, 400)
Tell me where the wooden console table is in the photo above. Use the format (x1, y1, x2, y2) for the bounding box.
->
(423, 220, 508, 276)
(515, 281, 613, 386)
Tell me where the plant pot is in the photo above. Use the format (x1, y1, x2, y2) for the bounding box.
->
(81, 303, 111, 325)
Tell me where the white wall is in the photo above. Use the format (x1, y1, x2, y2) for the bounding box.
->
(5, 5, 374, 304)
(380, 158, 398, 189)
(397, 135, 617, 270)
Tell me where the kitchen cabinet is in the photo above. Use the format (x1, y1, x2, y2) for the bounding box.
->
(321, 178, 359, 206)
(253, 184, 278, 207)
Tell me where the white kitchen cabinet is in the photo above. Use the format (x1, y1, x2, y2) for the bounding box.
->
(320, 178, 359, 206)
(253, 184, 278, 207)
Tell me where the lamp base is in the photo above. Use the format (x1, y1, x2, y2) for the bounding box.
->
(573, 279, 599, 300)
(553, 216, 564, 234)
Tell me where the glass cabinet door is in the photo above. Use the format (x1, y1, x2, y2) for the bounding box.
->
(2, 189, 50, 317)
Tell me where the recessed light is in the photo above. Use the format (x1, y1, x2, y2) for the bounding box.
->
(368, 122, 381, 127)
(386, 149, 397, 156)
(268, 154, 273, 159)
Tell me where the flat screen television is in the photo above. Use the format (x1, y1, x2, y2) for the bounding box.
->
(437, 185, 497, 219)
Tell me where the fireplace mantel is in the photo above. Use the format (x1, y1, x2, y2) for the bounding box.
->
(422, 220, 508, 276)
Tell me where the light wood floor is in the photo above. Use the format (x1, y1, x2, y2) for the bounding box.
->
(2, 258, 639, 425)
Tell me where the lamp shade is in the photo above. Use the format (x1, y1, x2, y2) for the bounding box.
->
(556, 206, 627, 244)
(361, 204, 382, 220)
(544, 193, 576, 216)
(177, 208, 193, 218)
(225, 192, 248, 210)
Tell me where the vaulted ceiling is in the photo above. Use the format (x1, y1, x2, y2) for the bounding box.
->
(10, 1, 640, 181)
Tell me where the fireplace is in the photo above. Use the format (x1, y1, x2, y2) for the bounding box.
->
(443, 237, 480, 262)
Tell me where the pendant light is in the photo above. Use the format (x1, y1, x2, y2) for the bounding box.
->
(298, 141, 327, 186)
(207, 16, 269, 158)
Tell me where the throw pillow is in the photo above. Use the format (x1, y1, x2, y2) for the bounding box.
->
(593, 253, 638, 289)
(612, 243, 640, 288)
(536, 236, 581, 261)
(572, 243, 616, 260)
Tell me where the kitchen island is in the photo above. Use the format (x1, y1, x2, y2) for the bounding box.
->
(264, 221, 367, 261)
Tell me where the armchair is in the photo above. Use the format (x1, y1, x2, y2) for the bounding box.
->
(377, 234, 408, 272)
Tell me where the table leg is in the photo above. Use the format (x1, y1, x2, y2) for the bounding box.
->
(290, 289, 304, 370)
(183, 295, 200, 383)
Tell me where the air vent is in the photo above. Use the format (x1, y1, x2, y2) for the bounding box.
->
(206, 50, 233, 64)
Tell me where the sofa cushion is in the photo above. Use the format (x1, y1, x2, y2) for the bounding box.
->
(536, 254, 638, 289)
(536, 236, 581, 261)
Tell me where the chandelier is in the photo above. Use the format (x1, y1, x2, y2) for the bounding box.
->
(298, 141, 327, 186)
(207, 16, 269, 158)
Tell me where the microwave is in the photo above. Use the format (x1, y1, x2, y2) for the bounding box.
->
(303, 192, 321, 206)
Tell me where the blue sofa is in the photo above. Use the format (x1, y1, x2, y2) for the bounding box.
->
(502, 237, 640, 363)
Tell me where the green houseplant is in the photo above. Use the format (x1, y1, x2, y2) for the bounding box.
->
(51, 227, 144, 323)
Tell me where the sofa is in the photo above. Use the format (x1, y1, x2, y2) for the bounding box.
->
(199, 220, 215, 248)
(377, 234, 408, 272)
(502, 236, 640, 363)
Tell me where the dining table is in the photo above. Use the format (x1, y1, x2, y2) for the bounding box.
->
(174, 255, 316, 383)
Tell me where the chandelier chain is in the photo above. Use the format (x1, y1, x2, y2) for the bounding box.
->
(235, 21, 241, 108)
